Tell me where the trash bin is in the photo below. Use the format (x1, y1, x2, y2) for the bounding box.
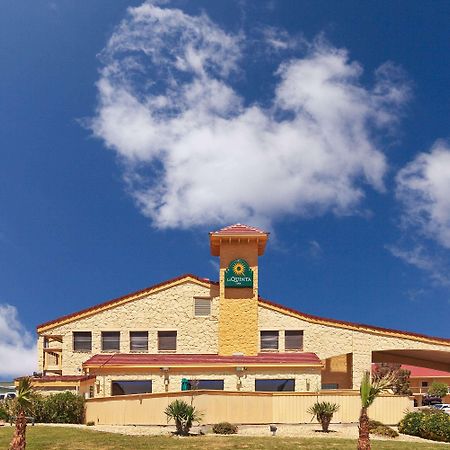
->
(181, 378, 190, 391)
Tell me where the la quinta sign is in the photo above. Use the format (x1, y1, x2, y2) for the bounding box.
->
(224, 259, 253, 288)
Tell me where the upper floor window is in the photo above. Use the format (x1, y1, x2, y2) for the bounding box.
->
(130, 331, 148, 352)
(285, 330, 304, 351)
(102, 331, 120, 352)
(158, 331, 177, 352)
(73, 332, 92, 352)
(260, 331, 279, 351)
(194, 297, 211, 316)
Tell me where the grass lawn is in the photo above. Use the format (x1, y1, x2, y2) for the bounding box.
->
(0, 426, 447, 450)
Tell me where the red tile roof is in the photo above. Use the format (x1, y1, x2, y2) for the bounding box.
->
(37, 274, 217, 331)
(210, 223, 268, 235)
(401, 365, 450, 378)
(30, 375, 96, 383)
(83, 353, 322, 368)
(259, 297, 450, 345)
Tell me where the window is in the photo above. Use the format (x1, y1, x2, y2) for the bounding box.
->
(255, 379, 295, 392)
(101, 331, 120, 352)
(322, 383, 339, 390)
(194, 298, 211, 316)
(130, 331, 148, 352)
(158, 331, 177, 351)
(260, 331, 279, 351)
(285, 330, 303, 351)
(421, 381, 428, 387)
(188, 379, 224, 390)
(111, 380, 152, 396)
(73, 332, 92, 352)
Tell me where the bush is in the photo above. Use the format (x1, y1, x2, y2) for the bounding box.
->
(32, 392, 85, 424)
(428, 382, 448, 399)
(86, 421, 95, 426)
(164, 399, 202, 435)
(399, 410, 450, 442)
(368, 419, 398, 438)
(212, 422, 238, 434)
(0, 404, 9, 421)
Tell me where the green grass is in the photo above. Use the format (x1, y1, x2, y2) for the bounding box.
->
(0, 426, 446, 450)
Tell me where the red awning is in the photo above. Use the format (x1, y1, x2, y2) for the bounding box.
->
(83, 352, 322, 368)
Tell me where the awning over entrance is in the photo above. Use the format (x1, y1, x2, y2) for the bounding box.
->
(373, 350, 450, 372)
(83, 352, 322, 369)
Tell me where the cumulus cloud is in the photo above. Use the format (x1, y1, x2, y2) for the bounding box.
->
(388, 140, 450, 285)
(0, 304, 37, 377)
(90, 2, 409, 229)
(396, 140, 450, 248)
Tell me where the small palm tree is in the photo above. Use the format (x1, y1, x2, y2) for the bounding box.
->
(164, 399, 201, 436)
(9, 377, 33, 450)
(307, 401, 340, 432)
(358, 371, 395, 450)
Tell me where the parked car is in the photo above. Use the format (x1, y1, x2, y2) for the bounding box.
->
(431, 403, 450, 414)
(0, 392, 16, 401)
(422, 395, 442, 406)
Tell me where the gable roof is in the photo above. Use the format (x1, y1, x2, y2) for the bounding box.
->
(36, 274, 216, 333)
(37, 273, 450, 346)
(259, 297, 450, 346)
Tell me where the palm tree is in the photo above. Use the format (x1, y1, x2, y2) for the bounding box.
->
(307, 401, 340, 432)
(358, 371, 395, 450)
(9, 377, 33, 450)
(164, 399, 202, 435)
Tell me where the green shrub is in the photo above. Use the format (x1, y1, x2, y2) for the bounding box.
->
(164, 399, 202, 435)
(420, 410, 450, 442)
(398, 411, 423, 436)
(399, 410, 450, 442)
(86, 421, 95, 426)
(0, 404, 9, 421)
(428, 382, 449, 399)
(212, 422, 238, 434)
(368, 420, 398, 438)
(32, 392, 85, 424)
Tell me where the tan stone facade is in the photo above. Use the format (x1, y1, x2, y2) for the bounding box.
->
(34, 224, 450, 401)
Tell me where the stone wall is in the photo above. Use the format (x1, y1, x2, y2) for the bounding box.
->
(39, 281, 219, 374)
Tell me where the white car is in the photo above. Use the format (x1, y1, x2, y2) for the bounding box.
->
(0, 392, 16, 401)
(431, 403, 450, 414)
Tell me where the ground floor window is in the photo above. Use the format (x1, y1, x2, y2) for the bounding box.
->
(255, 379, 295, 392)
(188, 379, 224, 390)
(111, 380, 152, 396)
(322, 383, 339, 390)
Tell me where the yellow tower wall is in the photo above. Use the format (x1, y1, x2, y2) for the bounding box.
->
(218, 240, 259, 356)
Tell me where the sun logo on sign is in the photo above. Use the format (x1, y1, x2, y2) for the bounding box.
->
(232, 261, 245, 276)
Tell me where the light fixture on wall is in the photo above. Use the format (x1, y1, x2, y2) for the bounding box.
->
(160, 367, 170, 387)
(236, 366, 246, 389)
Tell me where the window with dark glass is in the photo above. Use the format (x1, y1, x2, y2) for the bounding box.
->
(130, 331, 148, 352)
(285, 330, 304, 351)
(73, 332, 92, 352)
(260, 331, 279, 351)
(187, 379, 224, 390)
(255, 379, 295, 392)
(101, 331, 120, 352)
(111, 380, 152, 396)
(158, 331, 177, 351)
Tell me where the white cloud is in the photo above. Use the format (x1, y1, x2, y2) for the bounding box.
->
(90, 2, 409, 229)
(0, 304, 37, 378)
(396, 140, 450, 248)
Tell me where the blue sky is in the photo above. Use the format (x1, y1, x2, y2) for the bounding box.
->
(1, 0, 449, 377)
